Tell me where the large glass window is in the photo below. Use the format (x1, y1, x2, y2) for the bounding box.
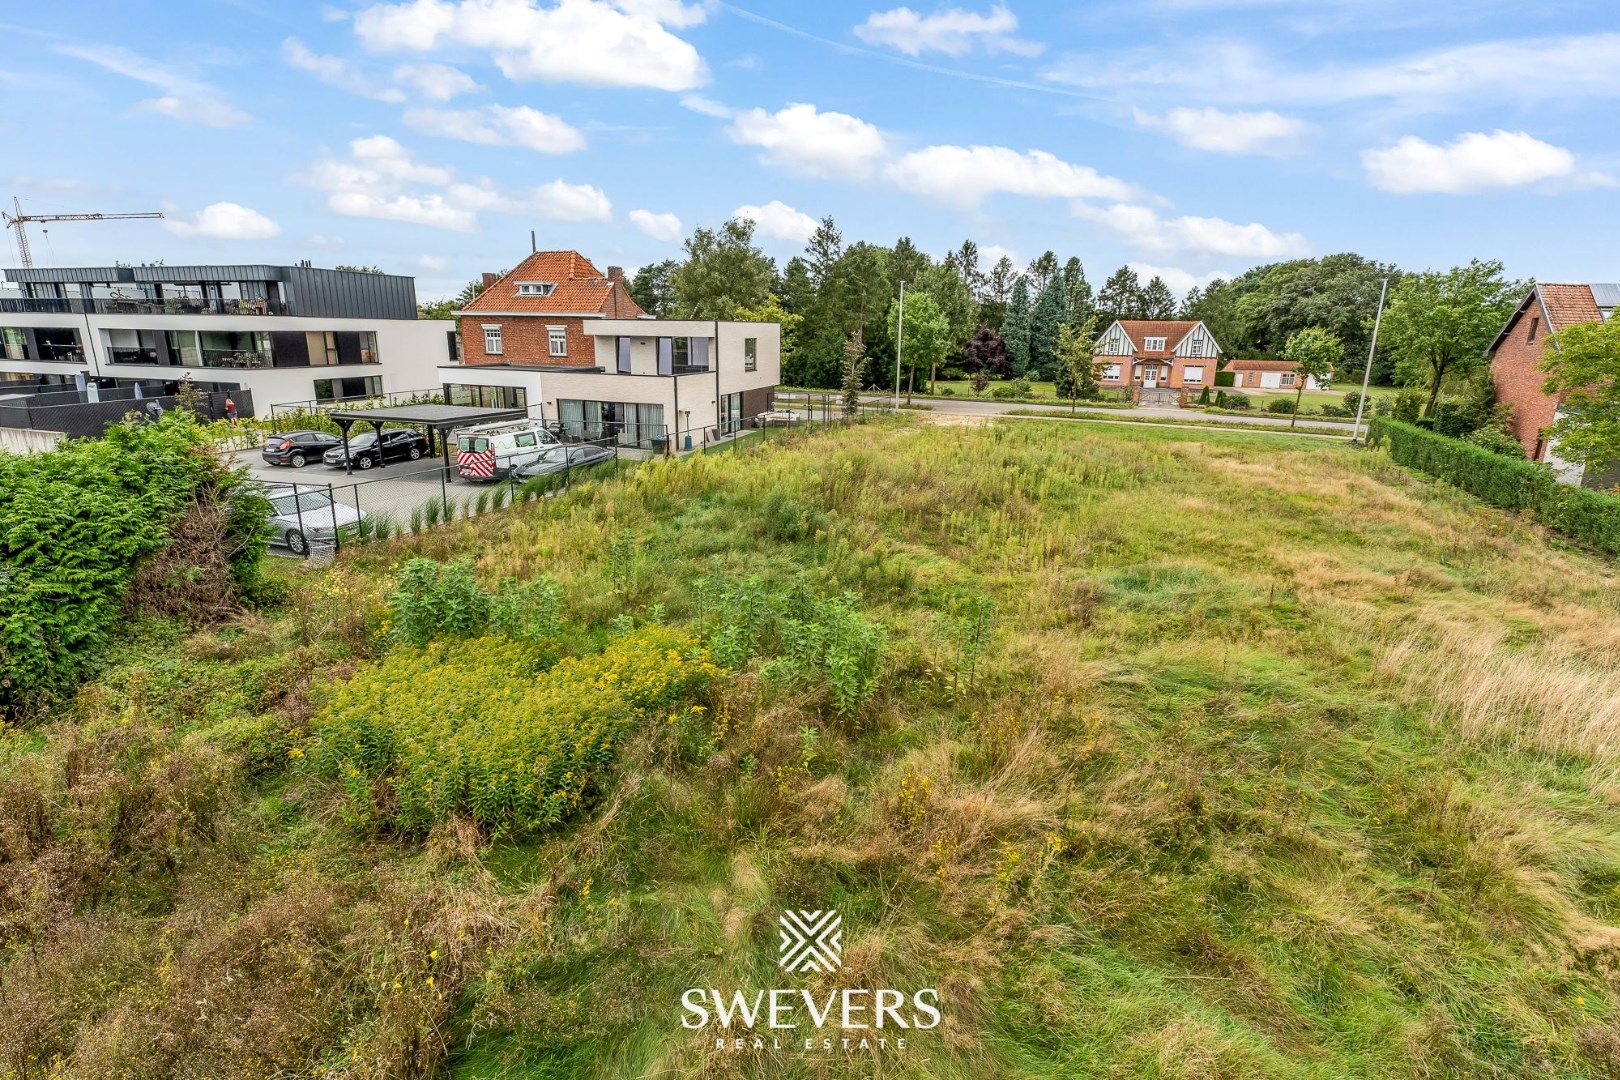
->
(720, 392, 743, 436)
(34, 327, 83, 362)
(446, 383, 528, 409)
(360, 331, 379, 364)
(618, 336, 633, 374)
(557, 399, 665, 446)
(744, 337, 757, 371)
(313, 375, 382, 402)
(307, 331, 339, 366)
(2, 327, 25, 360)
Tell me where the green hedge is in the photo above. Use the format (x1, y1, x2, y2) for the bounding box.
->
(1369, 417, 1620, 556)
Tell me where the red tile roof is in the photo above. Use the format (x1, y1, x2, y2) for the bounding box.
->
(1116, 319, 1200, 356)
(459, 250, 644, 317)
(1488, 284, 1603, 357)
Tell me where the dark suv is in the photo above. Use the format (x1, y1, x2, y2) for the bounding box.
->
(262, 430, 341, 468)
(322, 429, 430, 470)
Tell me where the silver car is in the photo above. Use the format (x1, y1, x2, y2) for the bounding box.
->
(265, 486, 364, 555)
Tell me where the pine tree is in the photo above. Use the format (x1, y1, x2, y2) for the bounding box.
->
(841, 326, 865, 415)
(1003, 276, 1032, 377)
(1140, 275, 1176, 318)
(1026, 251, 1059, 294)
(1029, 279, 1065, 379)
(1061, 257, 1092, 324)
(1097, 266, 1144, 320)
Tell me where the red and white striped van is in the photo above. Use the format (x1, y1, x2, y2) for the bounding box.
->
(454, 420, 558, 481)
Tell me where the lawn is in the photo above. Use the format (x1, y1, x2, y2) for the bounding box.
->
(6, 417, 1620, 1078)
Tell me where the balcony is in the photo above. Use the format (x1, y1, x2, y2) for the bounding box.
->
(0, 297, 288, 317)
(107, 347, 272, 369)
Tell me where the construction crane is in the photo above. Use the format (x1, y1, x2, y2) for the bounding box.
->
(3, 197, 164, 268)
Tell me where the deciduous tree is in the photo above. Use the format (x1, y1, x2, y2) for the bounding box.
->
(889, 291, 949, 401)
(629, 259, 677, 318)
(669, 218, 776, 320)
(1383, 259, 1521, 417)
(1281, 326, 1342, 428)
(1541, 316, 1620, 470)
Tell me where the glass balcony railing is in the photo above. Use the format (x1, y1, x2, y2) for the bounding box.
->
(0, 297, 288, 316)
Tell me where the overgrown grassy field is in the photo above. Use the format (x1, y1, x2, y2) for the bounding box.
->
(6, 417, 1620, 1078)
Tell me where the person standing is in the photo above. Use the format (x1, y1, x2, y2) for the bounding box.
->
(224, 396, 238, 424)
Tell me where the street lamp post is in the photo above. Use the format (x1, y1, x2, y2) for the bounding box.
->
(892, 280, 906, 413)
(1351, 276, 1390, 446)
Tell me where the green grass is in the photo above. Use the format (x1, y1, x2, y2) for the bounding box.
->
(5, 417, 1620, 1078)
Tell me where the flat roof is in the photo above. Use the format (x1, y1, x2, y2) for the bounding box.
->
(330, 403, 529, 428)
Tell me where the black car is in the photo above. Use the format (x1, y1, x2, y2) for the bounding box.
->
(322, 429, 430, 470)
(262, 430, 341, 468)
(513, 443, 616, 479)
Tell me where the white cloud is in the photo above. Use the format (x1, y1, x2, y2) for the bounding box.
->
(163, 202, 281, 240)
(404, 104, 586, 153)
(392, 61, 480, 100)
(352, 0, 709, 92)
(1075, 202, 1309, 259)
(1361, 130, 1603, 194)
(418, 254, 449, 270)
(1128, 262, 1228, 297)
(727, 103, 888, 180)
(349, 134, 454, 184)
(978, 243, 1020, 268)
(733, 200, 819, 243)
(281, 37, 405, 102)
(1133, 106, 1311, 156)
(55, 42, 249, 128)
(884, 145, 1139, 208)
(329, 189, 477, 230)
(309, 233, 346, 249)
(629, 208, 684, 242)
(442, 179, 613, 221)
(1045, 33, 1620, 111)
(854, 4, 1041, 58)
(680, 93, 734, 118)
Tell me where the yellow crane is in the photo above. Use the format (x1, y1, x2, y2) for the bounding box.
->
(3, 196, 164, 268)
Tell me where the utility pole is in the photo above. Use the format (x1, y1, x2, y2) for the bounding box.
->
(3, 197, 164, 268)
(892, 280, 906, 413)
(1351, 276, 1390, 446)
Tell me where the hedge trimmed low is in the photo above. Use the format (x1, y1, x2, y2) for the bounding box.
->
(1369, 417, 1620, 557)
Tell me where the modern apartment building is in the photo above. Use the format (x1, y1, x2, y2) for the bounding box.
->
(0, 262, 457, 415)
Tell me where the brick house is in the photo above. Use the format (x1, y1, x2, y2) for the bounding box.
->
(1487, 283, 1617, 483)
(456, 250, 644, 368)
(1094, 319, 1221, 405)
(1225, 358, 1326, 392)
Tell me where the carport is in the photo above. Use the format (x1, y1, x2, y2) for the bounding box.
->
(329, 402, 529, 474)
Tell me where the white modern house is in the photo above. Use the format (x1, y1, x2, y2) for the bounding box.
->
(438, 318, 781, 448)
(0, 262, 456, 415)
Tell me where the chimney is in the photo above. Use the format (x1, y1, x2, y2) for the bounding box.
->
(607, 265, 626, 287)
(482, 272, 499, 289)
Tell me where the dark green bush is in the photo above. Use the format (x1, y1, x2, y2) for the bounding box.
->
(1224, 393, 1252, 410)
(1369, 418, 1620, 556)
(0, 414, 267, 721)
(1267, 398, 1297, 414)
(1464, 426, 1527, 459)
(1214, 370, 1235, 387)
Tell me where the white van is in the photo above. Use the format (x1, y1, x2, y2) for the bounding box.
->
(454, 420, 559, 481)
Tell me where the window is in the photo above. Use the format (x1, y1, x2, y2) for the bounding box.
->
(548, 326, 568, 358)
(516, 282, 556, 296)
(306, 331, 339, 366)
(744, 336, 758, 372)
(671, 337, 690, 369)
(360, 331, 379, 364)
(1188, 340, 1204, 357)
(1281, 373, 1296, 386)
(1527, 317, 1540, 343)
(1, 327, 23, 360)
(515, 432, 536, 448)
(446, 383, 527, 410)
(313, 375, 382, 402)
(1143, 336, 1166, 351)
(1101, 363, 1122, 380)
(720, 392, 743, 436)
(1184, 365, 1205, 384)
(483, 325, 503, 356)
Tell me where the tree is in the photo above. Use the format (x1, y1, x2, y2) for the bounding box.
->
(1140, 276, 1176, 318)
(1061, 257, 1092, 324)
(890, 236, 932, 294)
(1097, 266, 1143, 320)
(1382, 259, 1521, 417)
(1026, 250, 1059, 295)
(950, 239, 985, 298)
(982, 257, 1018, 329)
(1003, 277, 1032, 376)
(1029, 279, 1065, 379)
(1226, 253, 1400, 377)
(841, 325, 866, 415)
(418, 298, 457, 320)
(1540, 316, 1620, 470)
(335, 264, 384, 274)
(669, 218, 777, 320)
(962, 325, 1011, 378)
(456, 277, 491, 307)
(1281, 327, 1343, 428)
(737, 294, 803, 384)
(889, 291, 949, 402)
(917, 261, 976, 360)
(1053, 315, 1101, 413)
(629, 259, 677, 317)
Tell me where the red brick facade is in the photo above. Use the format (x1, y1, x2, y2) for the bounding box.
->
(1490, 302, 1560, 460)
(461, 315, 597, 368)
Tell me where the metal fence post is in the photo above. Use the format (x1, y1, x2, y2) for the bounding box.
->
(292, 484, 307, 560)
(328, 482, 340, 553)
(440, 465, 450, 519)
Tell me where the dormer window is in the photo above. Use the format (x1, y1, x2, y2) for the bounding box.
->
(516, 282, 557, 297)
(1143, 336, 1166, 351)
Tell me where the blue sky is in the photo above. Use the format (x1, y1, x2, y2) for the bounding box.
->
(3, 0, 1616, 302)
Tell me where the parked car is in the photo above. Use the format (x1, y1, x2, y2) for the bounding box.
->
(756, 409, 802, 427)
(264, 486, 364, 555)
(454, 420, 558, 481)
(322, 429, 429, 470)
(513, 443, 616, 479)
(261, 430, 340, 468)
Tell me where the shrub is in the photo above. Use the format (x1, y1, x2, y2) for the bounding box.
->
(1342, 392, 1366, 417)
(1370, 417, 1620, 556)
(0, 414, 267, 721)
(1197, 386, 1211, 405)
(1011, 377, 1034, 397)
(1465, 426, 1528, 459)
(990, 384, 1018, 400)
(1224, 393, 1252, 410)
(1214, 390, 1227, 407)
(1388, 388, 1425, 422)
(387, 559, 492, 645)
(309, 627, 722, 833)
(1214, 370, 1235, 387)
(1267, 398, 1297, 414)
(939, 386, 955, 396)
(768, 593, 886, 715)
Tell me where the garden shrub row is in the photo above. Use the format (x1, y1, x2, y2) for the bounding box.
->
(1369, 417, 1620, 556)
(308, 626, 722, 834)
